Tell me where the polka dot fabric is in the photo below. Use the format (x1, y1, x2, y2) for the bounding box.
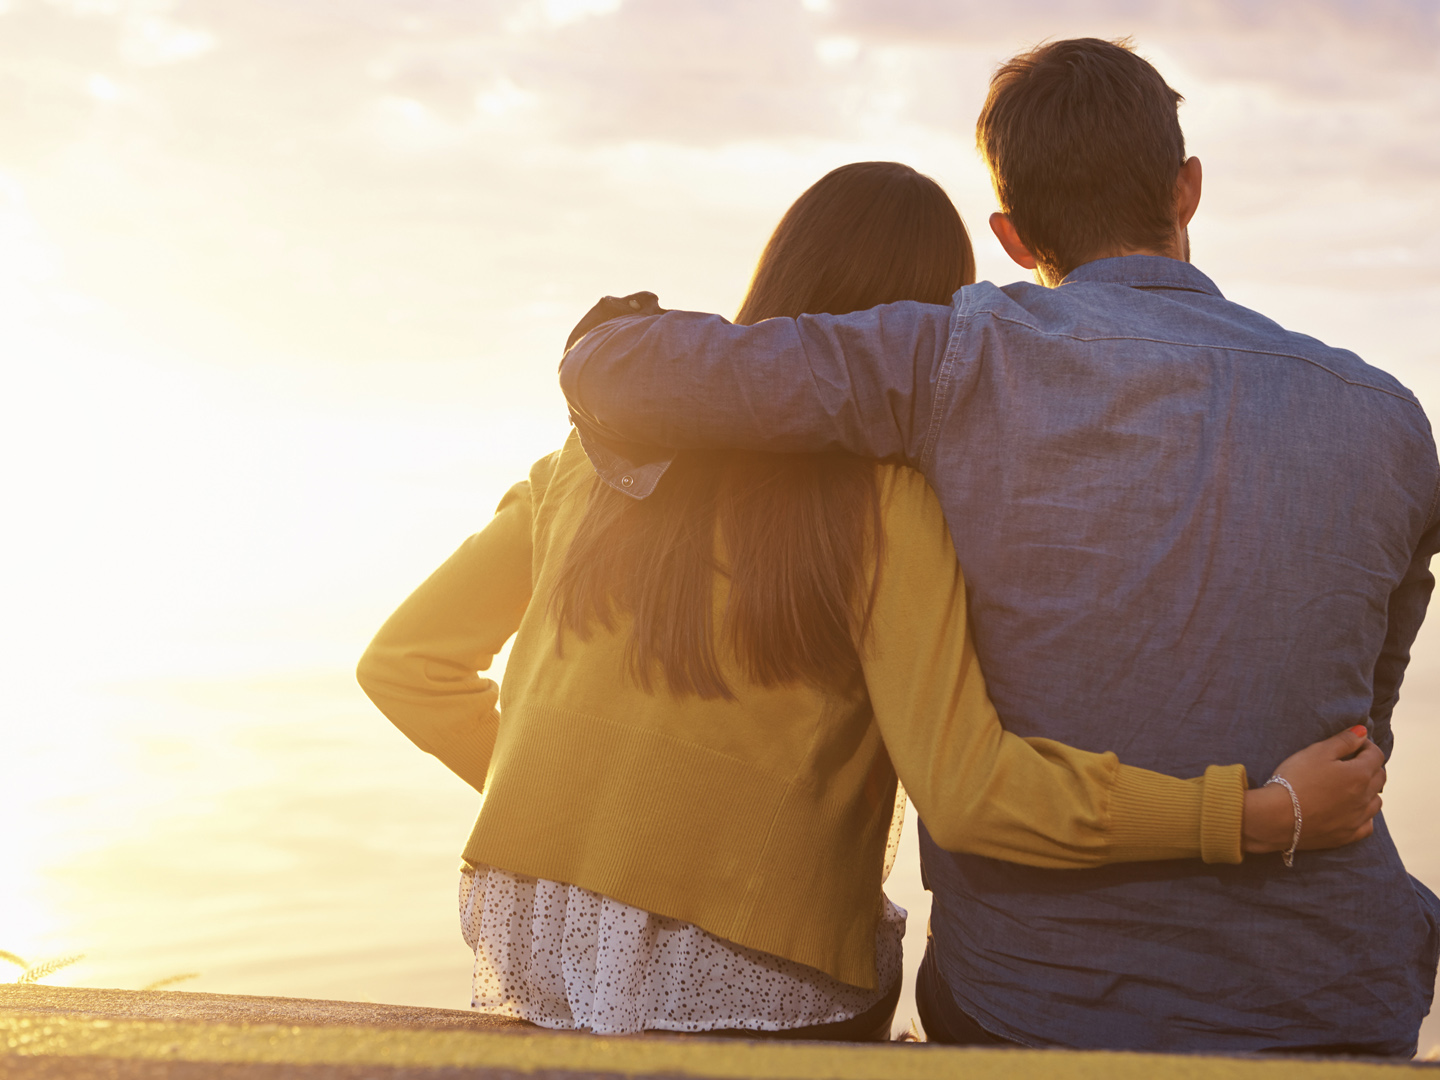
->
(459, 864, 905, 1035)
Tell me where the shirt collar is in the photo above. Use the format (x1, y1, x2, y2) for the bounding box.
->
(1059, 255, 1223, 297)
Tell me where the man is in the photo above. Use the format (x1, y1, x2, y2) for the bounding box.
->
(557, 39, 1440, 1055)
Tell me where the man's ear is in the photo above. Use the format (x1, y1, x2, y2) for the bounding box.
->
(989, 213, 1038, 270)
(1176, 157, 1202, 229)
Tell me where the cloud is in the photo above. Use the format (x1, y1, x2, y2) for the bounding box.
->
(7, 0, 1433, 161)
(830, 0, 1440, 89)
(0, 0, 1435, 373)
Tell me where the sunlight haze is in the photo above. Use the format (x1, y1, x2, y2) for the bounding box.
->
(2, 0, 1438, 1046)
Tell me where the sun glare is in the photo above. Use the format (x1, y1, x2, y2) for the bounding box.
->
(0, 174, 62, 289)
(542, 0, 622, 27)
(1, 0, 1438, 1052)
(476, 77, 538, 119)
(85, 72, 120, 101)
(118, 15, 215, 67)
(815, 36, 860, 65)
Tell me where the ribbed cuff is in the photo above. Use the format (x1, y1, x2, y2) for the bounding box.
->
(1106, 765, 1208, 861)
(1199, 763, 1248, 865)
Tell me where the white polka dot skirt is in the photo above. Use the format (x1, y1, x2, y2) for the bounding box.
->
(459, 864, 905, 1035)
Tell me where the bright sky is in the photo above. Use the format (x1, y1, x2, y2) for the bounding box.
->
(3, 0, 1440, 1032)
(3, 0, 1438, 684)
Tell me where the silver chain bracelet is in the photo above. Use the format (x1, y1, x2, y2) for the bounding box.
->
(1264, 775, 1302, 868)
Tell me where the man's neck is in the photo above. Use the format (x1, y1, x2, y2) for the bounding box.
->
(1043, 237, 1189, 287)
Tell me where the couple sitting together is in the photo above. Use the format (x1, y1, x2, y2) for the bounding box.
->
(358, 38, 1439, 1055)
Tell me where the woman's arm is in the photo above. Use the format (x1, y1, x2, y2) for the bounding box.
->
(861, 466, 1382, 868)
(356, 476, 537, 793)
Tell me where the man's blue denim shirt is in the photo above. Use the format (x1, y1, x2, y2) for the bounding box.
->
(559, 256, 1440, 1055)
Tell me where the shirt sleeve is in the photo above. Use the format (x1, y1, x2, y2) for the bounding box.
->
(1369, 499, 1440, 756)
(559, 301, 956, 468)
(861, 466, 1247, 868)
(355, 473, 539, 793)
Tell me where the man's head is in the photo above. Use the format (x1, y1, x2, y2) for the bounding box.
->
(977, 37, 1201, 284)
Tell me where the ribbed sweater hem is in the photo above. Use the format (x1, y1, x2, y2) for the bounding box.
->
(417, 717, 498, 793)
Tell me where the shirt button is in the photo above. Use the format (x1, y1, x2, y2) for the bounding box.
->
(620, 474, 634, 488)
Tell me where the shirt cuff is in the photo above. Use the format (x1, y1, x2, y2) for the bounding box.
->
(1105, 762, 1247, 864)
(568, 413, 674, 499)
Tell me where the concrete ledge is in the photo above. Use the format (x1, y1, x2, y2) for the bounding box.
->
(2, 985, 1432, 1079)
(0, 985, 527, 1033)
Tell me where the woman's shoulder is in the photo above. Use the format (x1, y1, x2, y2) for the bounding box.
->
(526, 431, 595, 498)
(516, 432, 606, 548)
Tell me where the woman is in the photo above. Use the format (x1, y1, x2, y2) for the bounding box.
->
(357, 163, 1381, 1040)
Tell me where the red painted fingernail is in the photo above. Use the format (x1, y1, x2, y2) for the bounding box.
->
(1350, 725, 1368, 738)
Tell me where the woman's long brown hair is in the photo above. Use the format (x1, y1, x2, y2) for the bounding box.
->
(553, 162, 976, 699)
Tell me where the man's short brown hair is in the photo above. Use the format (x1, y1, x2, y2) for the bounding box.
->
(976, 38, 1186, 281)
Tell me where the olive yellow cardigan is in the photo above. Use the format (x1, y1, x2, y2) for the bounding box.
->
(358, 434, 1246, 990)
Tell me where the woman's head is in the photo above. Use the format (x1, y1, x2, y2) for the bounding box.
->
(736, 161, 975, 326)
(555, 164, 974, 700)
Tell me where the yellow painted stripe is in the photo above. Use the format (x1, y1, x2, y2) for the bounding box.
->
(0, 1012, 1421, 1079)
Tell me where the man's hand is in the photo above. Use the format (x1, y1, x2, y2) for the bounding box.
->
(1242, 726, 1385, 855)
(563, 291, 665, 354)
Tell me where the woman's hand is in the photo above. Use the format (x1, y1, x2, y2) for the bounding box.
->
(1242, 726, 1385, 855)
